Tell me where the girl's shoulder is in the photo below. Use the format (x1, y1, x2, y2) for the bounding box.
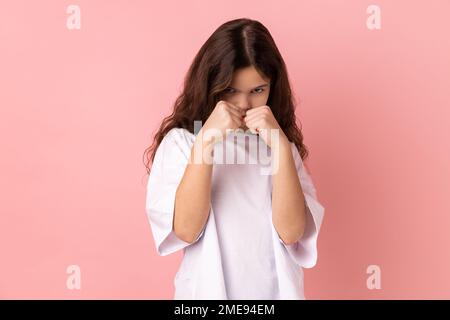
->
(165, 127, 195, 140)
(167, 127, 195, 139)
(160, 127, 196, 153)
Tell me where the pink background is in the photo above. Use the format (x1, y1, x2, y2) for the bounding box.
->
(1, 0, 449, 299)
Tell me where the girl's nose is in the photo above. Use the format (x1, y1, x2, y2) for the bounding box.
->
(236, 107, 249, 114)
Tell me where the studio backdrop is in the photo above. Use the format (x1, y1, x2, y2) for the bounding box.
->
(0, 0, 449, 299)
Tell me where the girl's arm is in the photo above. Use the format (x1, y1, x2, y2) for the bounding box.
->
(173, 128, 215, 243)
(271, 137, 307, 245)
(173, 101, 244, 243)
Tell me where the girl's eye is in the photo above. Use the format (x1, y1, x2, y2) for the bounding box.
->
(224, 88, 235, 94)
(223, 88, 264, 94)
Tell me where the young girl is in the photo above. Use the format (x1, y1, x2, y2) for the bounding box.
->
(143, 18, 325, 300)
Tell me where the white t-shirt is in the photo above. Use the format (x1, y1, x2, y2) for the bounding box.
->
(146, 127, 325, 300)
(210, 130, 279, 299)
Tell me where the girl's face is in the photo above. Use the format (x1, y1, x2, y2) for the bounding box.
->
(220, 66, 271, 131)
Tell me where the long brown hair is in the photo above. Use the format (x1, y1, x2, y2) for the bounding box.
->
(143, 18, 309, 175)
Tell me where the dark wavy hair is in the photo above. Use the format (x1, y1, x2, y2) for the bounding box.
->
(143, 18, 309, 175)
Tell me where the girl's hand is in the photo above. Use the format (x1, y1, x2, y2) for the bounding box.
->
(201, 100, 245, 144)
(244, 105, 287, 148)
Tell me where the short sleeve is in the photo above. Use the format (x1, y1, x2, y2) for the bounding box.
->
(145, 128, 205, 256)
(278, 142, 325, 268)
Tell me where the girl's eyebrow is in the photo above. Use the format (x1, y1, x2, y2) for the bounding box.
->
(228, 83, 270, 92)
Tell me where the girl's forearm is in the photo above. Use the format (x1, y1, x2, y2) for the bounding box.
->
(173, 129, 215, 243)
(271, 137, 307, 245)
